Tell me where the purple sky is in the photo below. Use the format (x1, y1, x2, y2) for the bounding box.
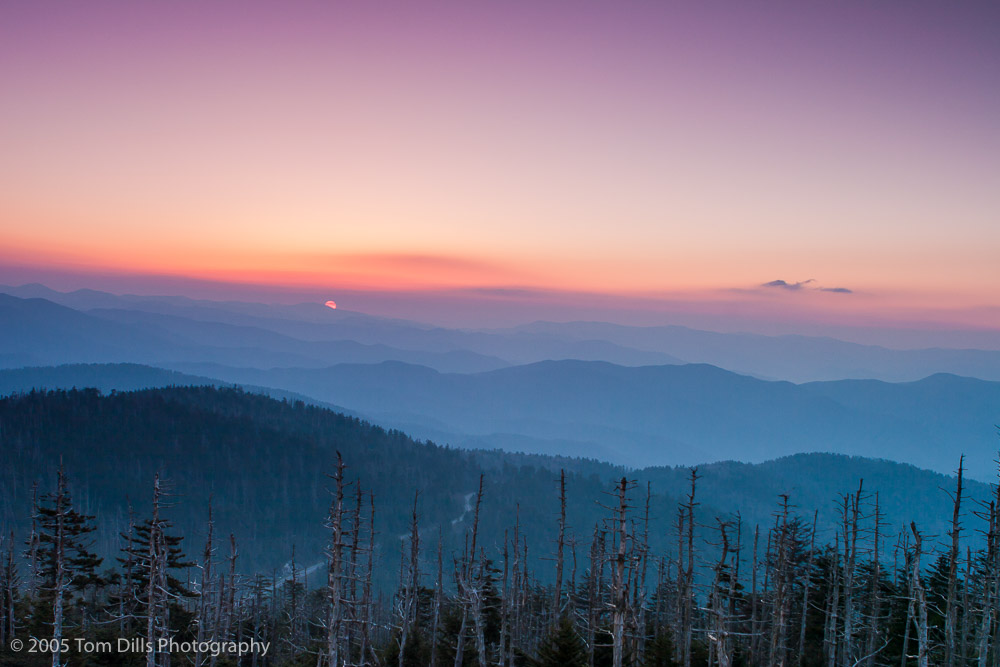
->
(2, 1, 999, 335)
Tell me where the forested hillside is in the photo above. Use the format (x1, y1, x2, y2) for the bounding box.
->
(0, 387, 989, 575)
(166, 359, 1000, 477)
(1, 387, 997, 666)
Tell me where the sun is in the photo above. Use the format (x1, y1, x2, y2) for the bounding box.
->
(325, 300, 337, 309)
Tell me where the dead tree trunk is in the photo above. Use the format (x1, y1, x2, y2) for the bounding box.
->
(710, 519, 732, 667)
(864, 494, 882, 667)
(960, 546, 971, 665)
(898, 529, 911, 667)
(27, 482, 40, 599)
(508, 511, 522, 667)
(681, 469, 699, 667)
(346, 483, 363, 664)
(325, 454, 347, 667)
(50, 466, 68, 667)
(944, 456, 964, 667)
(455, 475, 485, 667)
(976, 492, 998, 667)
(553, 469, 567, 621)
(675, 506, 687, 666)
(360, 492, 378, 667)
(841, 480, 863, 667)
(194, 502, 214, 667)
(750, 525, 761, 667)
(798, 511, 817, 667)
(431, 530, 443, 667)
(397, 492, 419, 667)
(587, 524, 601, 667)
(470, 477, 487, 667)
(146, 474, 169, 667)
(225, 534, 238, 644)
(825, 534, 841, 667)
(910, 523, 929, 667)
(633, 482, 652, 665)
(499, 529, 509, 667)
(472, 550, 489, 667)
(611, 477, 631, 667)
(769, 495, 793, 667)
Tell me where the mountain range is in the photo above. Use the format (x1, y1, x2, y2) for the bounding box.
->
(5, 284, 1000, 382)
(1, 285, 998, 482)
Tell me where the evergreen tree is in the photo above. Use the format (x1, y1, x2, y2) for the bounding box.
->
(531, 617, 588, 667)
(117, 514, 194, 600)
(34, 470, 103, 598)
(26, 465, 103, 652)
(644, 634, 679, 667)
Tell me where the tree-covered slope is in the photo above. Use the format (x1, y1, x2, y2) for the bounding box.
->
(0, 386, 990, 584)
(174, 359, 1000, 478)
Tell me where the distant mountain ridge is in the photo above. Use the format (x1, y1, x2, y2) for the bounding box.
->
(183, 359, 1000, 480)
(3, 286, 1000, 481)
(6, 360, 997, 481)
(502, 320, 1000, 382)
(4, 285, 1000, 382)
(0, 291, 684, 371)
(0, 362, 358, 416)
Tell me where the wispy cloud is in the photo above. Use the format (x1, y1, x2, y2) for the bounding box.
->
(761, 279, 815, 291)
(760, 279, 853, 295)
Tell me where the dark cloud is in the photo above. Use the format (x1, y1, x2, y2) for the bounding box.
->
(760, 279, 853, 295)
(761, 279, 815, 290)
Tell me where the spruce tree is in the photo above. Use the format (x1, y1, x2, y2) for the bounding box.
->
(533, 617, 588, 667)
(34, 469, 103, 599)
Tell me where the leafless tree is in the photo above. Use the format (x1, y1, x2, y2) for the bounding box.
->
(324, 453, 347, 667)
(909, 522, 929, 667)
(944, 455, 964, 667)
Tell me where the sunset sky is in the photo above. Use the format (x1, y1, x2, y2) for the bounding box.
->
(2, 1, 999, 331)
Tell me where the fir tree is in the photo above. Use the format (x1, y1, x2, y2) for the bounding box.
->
(532, 617, 588, 667)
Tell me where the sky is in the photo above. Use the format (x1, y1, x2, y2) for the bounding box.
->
(2, 1, 999, 333)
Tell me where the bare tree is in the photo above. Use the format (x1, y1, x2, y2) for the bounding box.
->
(360, 492, 379, 667)
(586, 523, 602, 667)
(146, 474, 167, 667)
(709, 519, 733, 667)
(909, 522, 929, 667)
(26, 481, 40, 598)
(396, 492, 419, 667)
(944, 456, 964, 667)
(798, 511, 818, 667)
(681, 469, 699, 667)
(553, 469, 567, 621)
(768, 495, 795, 667)
(431, 529, 443, 667)
(841, 480, 864, 667)
(194, 501, 215, 667)
(50, 465, 68, 667)
(610, 477, 632, 667)
(864, 494, 884, 667)
(325, 453, 347, 667)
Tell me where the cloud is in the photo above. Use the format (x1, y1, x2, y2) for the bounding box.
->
(760, 279, 854, 295)
(761, 279, 815, 290)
